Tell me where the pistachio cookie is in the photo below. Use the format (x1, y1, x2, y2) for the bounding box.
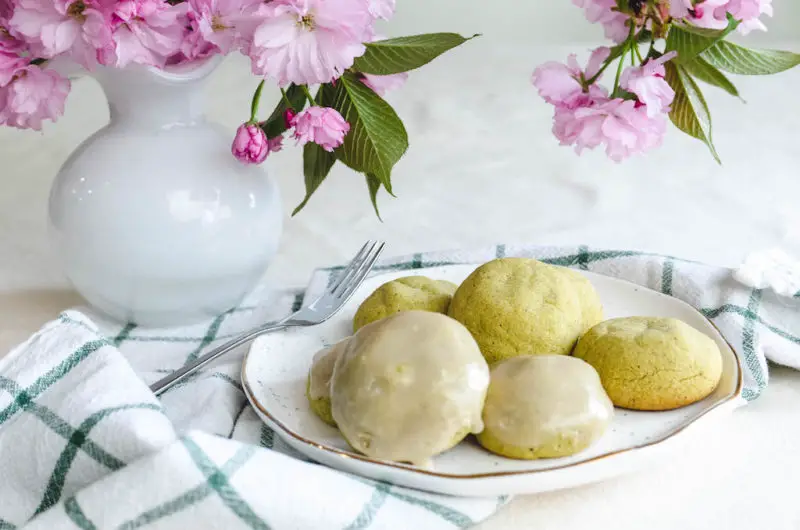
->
(331, 311, 489, 466)
(448, 258, 603, 364)
(353, 276, 458, 332)
(573, 316, 723, 410)
(477, 355, 614, 459)
(306, 338, 350, 426)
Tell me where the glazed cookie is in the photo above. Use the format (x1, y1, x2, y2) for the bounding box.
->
(448, 258, 603, 364)
(331, 311, 489, 466)
(477, 355, 614, 459)
(306, 338, 350, 426)
(573, 316, 723, 411)
(353, 276, 458, 332)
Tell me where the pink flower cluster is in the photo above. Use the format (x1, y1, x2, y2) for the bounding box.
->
(231, 105, 350, 165)
(574, 0, 773, 40)
(572, 0, 630, 43)
(671, 0, 772, 34)
(532, 49, 676, 162)
(0, 0, 401, 130)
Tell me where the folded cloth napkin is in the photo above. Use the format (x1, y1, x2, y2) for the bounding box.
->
(2, 244, 799, 530)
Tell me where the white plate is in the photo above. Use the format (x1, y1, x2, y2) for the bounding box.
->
(242, 264, 743, 497)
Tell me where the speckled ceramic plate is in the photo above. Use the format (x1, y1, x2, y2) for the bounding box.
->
(242, 264, 743, 497)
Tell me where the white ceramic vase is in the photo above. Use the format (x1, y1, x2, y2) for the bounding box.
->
(48, 59, 283, 327)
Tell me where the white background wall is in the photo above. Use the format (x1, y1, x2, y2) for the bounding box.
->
(385, 0, 798, 44)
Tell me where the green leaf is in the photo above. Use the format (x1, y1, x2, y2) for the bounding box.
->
(666, 14, 738, 63)
(352, 33, 478, 75)
(665, 62, 720, 164)
(365, 173, 383, 221)
(329, 72, 408, 192)
(681, 56, 740, 98)
(292, 142, 336, 216)
(701, 40, 800, 75)
(260, 84, 307, 140)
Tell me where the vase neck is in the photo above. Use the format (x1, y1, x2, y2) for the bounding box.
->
(93, 60, 218, 128)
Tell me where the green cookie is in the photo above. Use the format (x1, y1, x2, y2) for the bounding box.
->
(353, 276, 458, 332)
(573, 316, 723, 411)
(448, 258, 603, 364)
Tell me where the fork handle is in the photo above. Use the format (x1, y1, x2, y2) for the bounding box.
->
(149, 321, 290, 397)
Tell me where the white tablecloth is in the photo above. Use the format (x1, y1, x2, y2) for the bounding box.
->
(2, 34, 800, 529)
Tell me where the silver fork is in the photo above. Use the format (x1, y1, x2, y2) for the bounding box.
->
(149, 240, 386, 396)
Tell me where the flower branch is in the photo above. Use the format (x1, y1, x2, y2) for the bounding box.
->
(532, 0, 799, 163)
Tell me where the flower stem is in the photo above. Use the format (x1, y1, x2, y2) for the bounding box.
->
(300, 85, 317, 106)
(249, 80, 265, 124)
(585, 58, 615, 86)
(634, 42, 644, 63)
(279, 87, 294, 108)
(612, 22, 637, 96)
(612, 50, 629, 95)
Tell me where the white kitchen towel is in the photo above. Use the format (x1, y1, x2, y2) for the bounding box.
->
(1, 244, 798, 529)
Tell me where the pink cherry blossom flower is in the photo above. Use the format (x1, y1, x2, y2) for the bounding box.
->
(0, 16, 26, 54)
(678, 0, 772, 34)
(531, 47, 610, 108)
(290, 106, 349, 152)
(620, 51, 676, 118)
(680, 0, 730, 29)
(0, 51, 26, 86)
(669, 0, 693, 18)
(572, 0, 630, 43)
(184, 0, 260, 57)
(0, 64, 70, 130)
(231, 122, 270, 164)
(246, 0, 374, 86)
(9, 0, 113, 67)
(369, 0, 394, 20)
(0, 0, 12, 22)
(361, 71, 407, 96)
(179, 7, 217, 61)
(105, 0, 185, 68)
(729, 0, 773, 34)
(553, 97, 666, 162)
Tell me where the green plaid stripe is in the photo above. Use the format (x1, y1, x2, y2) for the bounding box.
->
(349, 476, 473, 528)
(322, 248, 706, 276)
(182, 439, 269, 529)
(0, 518, 16, 529)
(0, 339, 106, 426)
(112, 323, 137, 347)
(495, 244, 506, 258)
(701, 304, 800, 345)
(344, 482, 391, 530)
(184, 311, 232, 365)
(227, 403, 249, 439)
(540, 249, 642, 267)
(290, 292, 304, 313)
(258, 424, 274, 449)
(577, 245, 589, 270)
(741, 289, 766, 400)
(34, 403, 163, 516)
(382, 488, 473, 527)
(661, 258, 674, 295)
(117, 445, 255, 530)
(64, 497, 96, 530)
(0, 378, 126, 470)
